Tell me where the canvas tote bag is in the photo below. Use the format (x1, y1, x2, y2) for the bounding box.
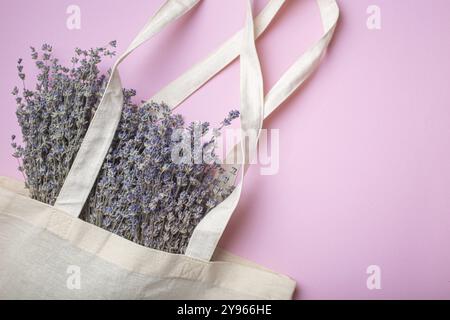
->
(0, 0, 339, 299)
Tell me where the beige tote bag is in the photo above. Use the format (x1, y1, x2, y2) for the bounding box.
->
(0, 0, 339, 299)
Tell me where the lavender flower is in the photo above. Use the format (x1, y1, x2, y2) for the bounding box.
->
(11, 43, 238, 254)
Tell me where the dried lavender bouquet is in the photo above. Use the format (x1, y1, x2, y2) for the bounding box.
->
(11, 43, 237, 253)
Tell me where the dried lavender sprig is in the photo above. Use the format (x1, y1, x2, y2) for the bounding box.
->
(12, 43, 113, 203)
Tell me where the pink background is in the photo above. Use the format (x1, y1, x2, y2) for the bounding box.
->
(1, 0, 450, 299)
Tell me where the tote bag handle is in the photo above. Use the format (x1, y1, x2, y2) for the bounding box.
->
(54, 0, 339, 263)
(54, 0, 282, 217)
(185, 0, 340, 261)
(54, 0, 202, 216)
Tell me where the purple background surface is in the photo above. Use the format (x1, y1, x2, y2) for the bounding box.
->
(1, 0, 449, 299)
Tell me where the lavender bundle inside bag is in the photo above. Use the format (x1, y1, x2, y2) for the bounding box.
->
(11, 42, 238, 254)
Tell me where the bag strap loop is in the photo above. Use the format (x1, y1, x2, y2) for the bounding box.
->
(185, 0, 339, 261)
(54, 0, 339, 264)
